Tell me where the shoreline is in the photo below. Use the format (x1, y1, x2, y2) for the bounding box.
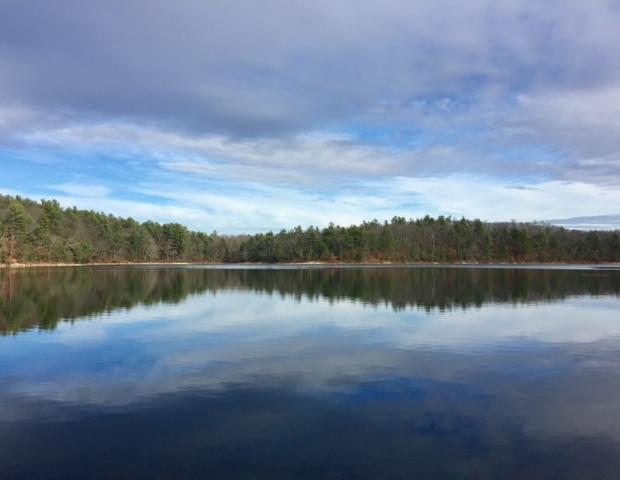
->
(2, 261, 619, 269)
(0, 261, 194, 269)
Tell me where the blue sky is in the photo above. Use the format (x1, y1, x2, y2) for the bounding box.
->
(1, 0, 620, 232)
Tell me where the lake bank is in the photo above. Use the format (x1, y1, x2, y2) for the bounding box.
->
(2, 260, 620, 269)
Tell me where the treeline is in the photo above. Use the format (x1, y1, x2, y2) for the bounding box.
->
(0, 195, 238, 263)
(1, 194, 619, 264)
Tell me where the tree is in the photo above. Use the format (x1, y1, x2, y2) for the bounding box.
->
(1, 193, 620, 265)
(128, 225, 149, 261)
(163, 223, 188, 260)
(1, 200, 32, 261)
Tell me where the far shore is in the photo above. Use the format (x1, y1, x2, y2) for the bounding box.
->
(2, 261, 619, 269)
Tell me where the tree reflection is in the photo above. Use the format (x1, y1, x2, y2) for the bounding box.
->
(1, 266, 619, 334)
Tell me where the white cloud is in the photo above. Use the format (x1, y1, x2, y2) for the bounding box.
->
(135, 175, 620, 231)
(4, 170, 620, 232)
(0, 0, 619, 228)
(384, 176, 620, 223)
(52, 183, 110, 198)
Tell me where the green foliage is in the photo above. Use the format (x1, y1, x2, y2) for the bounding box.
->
(0, 195, 228, 264)
(1, 194, 619, 264)
(234, 217, 620, 264)
(1, 200, 33, 261)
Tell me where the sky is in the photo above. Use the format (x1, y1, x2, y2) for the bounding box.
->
(1, 0, 620, 233)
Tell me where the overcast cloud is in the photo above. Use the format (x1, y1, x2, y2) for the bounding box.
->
(1, 0, 619, 231)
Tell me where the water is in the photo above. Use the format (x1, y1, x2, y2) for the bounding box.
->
(1, 265, 620, 479)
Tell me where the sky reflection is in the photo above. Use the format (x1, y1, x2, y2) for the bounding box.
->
(1, 267, 620, 479)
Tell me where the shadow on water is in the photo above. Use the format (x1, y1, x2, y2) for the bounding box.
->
(1, 265, 619, 334)
(4, 384, 620, 480)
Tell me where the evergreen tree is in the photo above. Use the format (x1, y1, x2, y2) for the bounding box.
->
(1, 194, 619, 265)
(1, 200, 32, 261)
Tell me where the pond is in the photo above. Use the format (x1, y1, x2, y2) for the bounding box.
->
(1, 265, 620, 479)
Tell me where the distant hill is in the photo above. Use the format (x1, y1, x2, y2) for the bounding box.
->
(1, 194, 619, 265)
(546, 214, 620, 231)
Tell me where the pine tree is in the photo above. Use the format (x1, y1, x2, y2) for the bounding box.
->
(2, 200, 32, 261)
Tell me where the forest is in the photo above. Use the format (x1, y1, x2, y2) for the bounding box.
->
(1, 194, 619, 264)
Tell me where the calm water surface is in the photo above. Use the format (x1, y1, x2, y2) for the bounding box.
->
(1, 265, 620, 479)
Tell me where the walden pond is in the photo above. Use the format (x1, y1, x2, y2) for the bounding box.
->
(1, 265, 620, 479)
